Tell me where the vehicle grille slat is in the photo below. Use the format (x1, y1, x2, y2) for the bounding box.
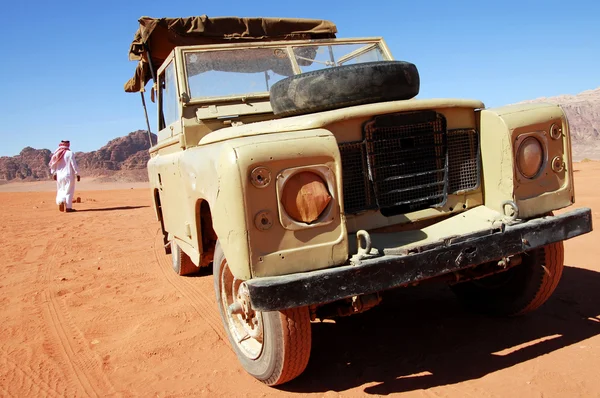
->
(381, 180, 447, 196)
(368, 143, 446, 158)
(380, 193, 447, 207)
(381, 168, 447, 182)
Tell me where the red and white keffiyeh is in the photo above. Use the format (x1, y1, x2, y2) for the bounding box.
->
(49, 141, 70, 168)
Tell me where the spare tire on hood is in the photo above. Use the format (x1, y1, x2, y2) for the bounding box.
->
(269, 61, 420, 117)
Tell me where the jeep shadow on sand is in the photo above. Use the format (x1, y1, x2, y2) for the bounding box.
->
(125, 15, 593, 386)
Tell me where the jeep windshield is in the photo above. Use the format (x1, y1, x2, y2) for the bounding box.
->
(182, 39, 391, 102)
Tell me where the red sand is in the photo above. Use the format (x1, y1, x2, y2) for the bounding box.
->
(1, 162, 599, 397)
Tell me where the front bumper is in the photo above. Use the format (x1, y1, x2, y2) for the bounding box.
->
(246, 208, 593, 311)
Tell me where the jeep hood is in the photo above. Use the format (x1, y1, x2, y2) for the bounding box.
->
(198, 98, 485, 146)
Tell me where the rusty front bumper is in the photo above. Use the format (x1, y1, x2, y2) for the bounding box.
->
(246, 208, 593, 311)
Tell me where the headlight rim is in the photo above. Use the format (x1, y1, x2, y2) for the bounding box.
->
(514, 132, 548, 181)
(275, 165, 337, 231)
(281, 171, 332, 224)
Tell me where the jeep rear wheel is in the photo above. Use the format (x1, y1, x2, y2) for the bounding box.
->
(213, 242, 312, 386)
(450, 241, 565, 316)
(171, 240, 199, 276)
(269, 61, 420, 117)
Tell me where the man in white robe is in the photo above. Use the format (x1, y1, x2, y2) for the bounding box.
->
(49, 140, 80, 212)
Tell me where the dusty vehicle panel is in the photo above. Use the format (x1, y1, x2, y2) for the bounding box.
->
(126, 15, 593, 386)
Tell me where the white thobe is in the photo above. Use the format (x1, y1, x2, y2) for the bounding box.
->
(50, 151, 80, 208)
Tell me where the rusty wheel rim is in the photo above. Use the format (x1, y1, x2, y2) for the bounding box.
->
(219, 258, 264, 359)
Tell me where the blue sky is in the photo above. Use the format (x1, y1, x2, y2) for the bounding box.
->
(0, 0, 598, 156)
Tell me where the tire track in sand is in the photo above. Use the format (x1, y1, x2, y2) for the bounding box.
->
(1, 234, 61, 398)
(150, 228, 227, 343)
(39, 241, 116, 397)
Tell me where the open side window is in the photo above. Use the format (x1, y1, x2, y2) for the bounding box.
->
(158, 60, 179, 132)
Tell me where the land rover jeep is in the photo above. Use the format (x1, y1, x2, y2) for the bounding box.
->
(125, 15, 593, 386)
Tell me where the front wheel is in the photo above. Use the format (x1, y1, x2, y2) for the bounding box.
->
(450, 241, 565, 316)
(213, 242, 312, 386)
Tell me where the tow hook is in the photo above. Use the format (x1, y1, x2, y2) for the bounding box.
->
(356, 230, 372, 258)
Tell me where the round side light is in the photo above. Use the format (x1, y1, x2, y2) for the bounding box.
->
(281, 172, 331, 224)
(517, 137, 544, 178)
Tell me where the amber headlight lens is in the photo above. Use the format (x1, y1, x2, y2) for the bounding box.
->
(281, 171, 332, 224)
(517, 137, 544, 178)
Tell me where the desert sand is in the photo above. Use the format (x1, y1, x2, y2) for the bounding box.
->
(1, 162, 599, 397)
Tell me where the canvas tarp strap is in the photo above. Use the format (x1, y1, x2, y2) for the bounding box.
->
(124, 15, 337, 92)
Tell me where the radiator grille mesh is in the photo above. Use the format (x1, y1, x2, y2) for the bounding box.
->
(447, 129, 480, 193)
(338, 111, 480, 216)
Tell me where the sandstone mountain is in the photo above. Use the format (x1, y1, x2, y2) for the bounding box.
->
(74, 130, 156, 179)
(0, 147, 53, 181)
(0, 131, 156, 182)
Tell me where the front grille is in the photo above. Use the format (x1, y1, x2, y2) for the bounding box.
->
(447, 129, 480, 193)
(339, 111, 480, 216)
(365, 111, 447, 216)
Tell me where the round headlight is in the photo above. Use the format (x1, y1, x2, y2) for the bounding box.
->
(281, 171, 331, 224)
(517, 137, 544, 178)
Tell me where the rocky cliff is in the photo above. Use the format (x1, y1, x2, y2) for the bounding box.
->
(0, 147, 53, 180)
(74, 130, 155, 175)
(0, 130, 155, 182)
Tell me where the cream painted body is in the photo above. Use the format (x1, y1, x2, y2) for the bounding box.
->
(479, 103, 574, 218)
(148, 39, 575, 281)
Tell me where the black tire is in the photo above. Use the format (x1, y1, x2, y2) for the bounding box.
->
(171, 240, 199, 276)
(450, 242, 565, 316)
(213, 242, 312, 386)
(269, 61, 420, 117)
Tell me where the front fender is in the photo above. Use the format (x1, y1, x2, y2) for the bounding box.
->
(179, 142, 252, 279)
(180, 128, 349, 280)
(478, 102, 574, 219)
